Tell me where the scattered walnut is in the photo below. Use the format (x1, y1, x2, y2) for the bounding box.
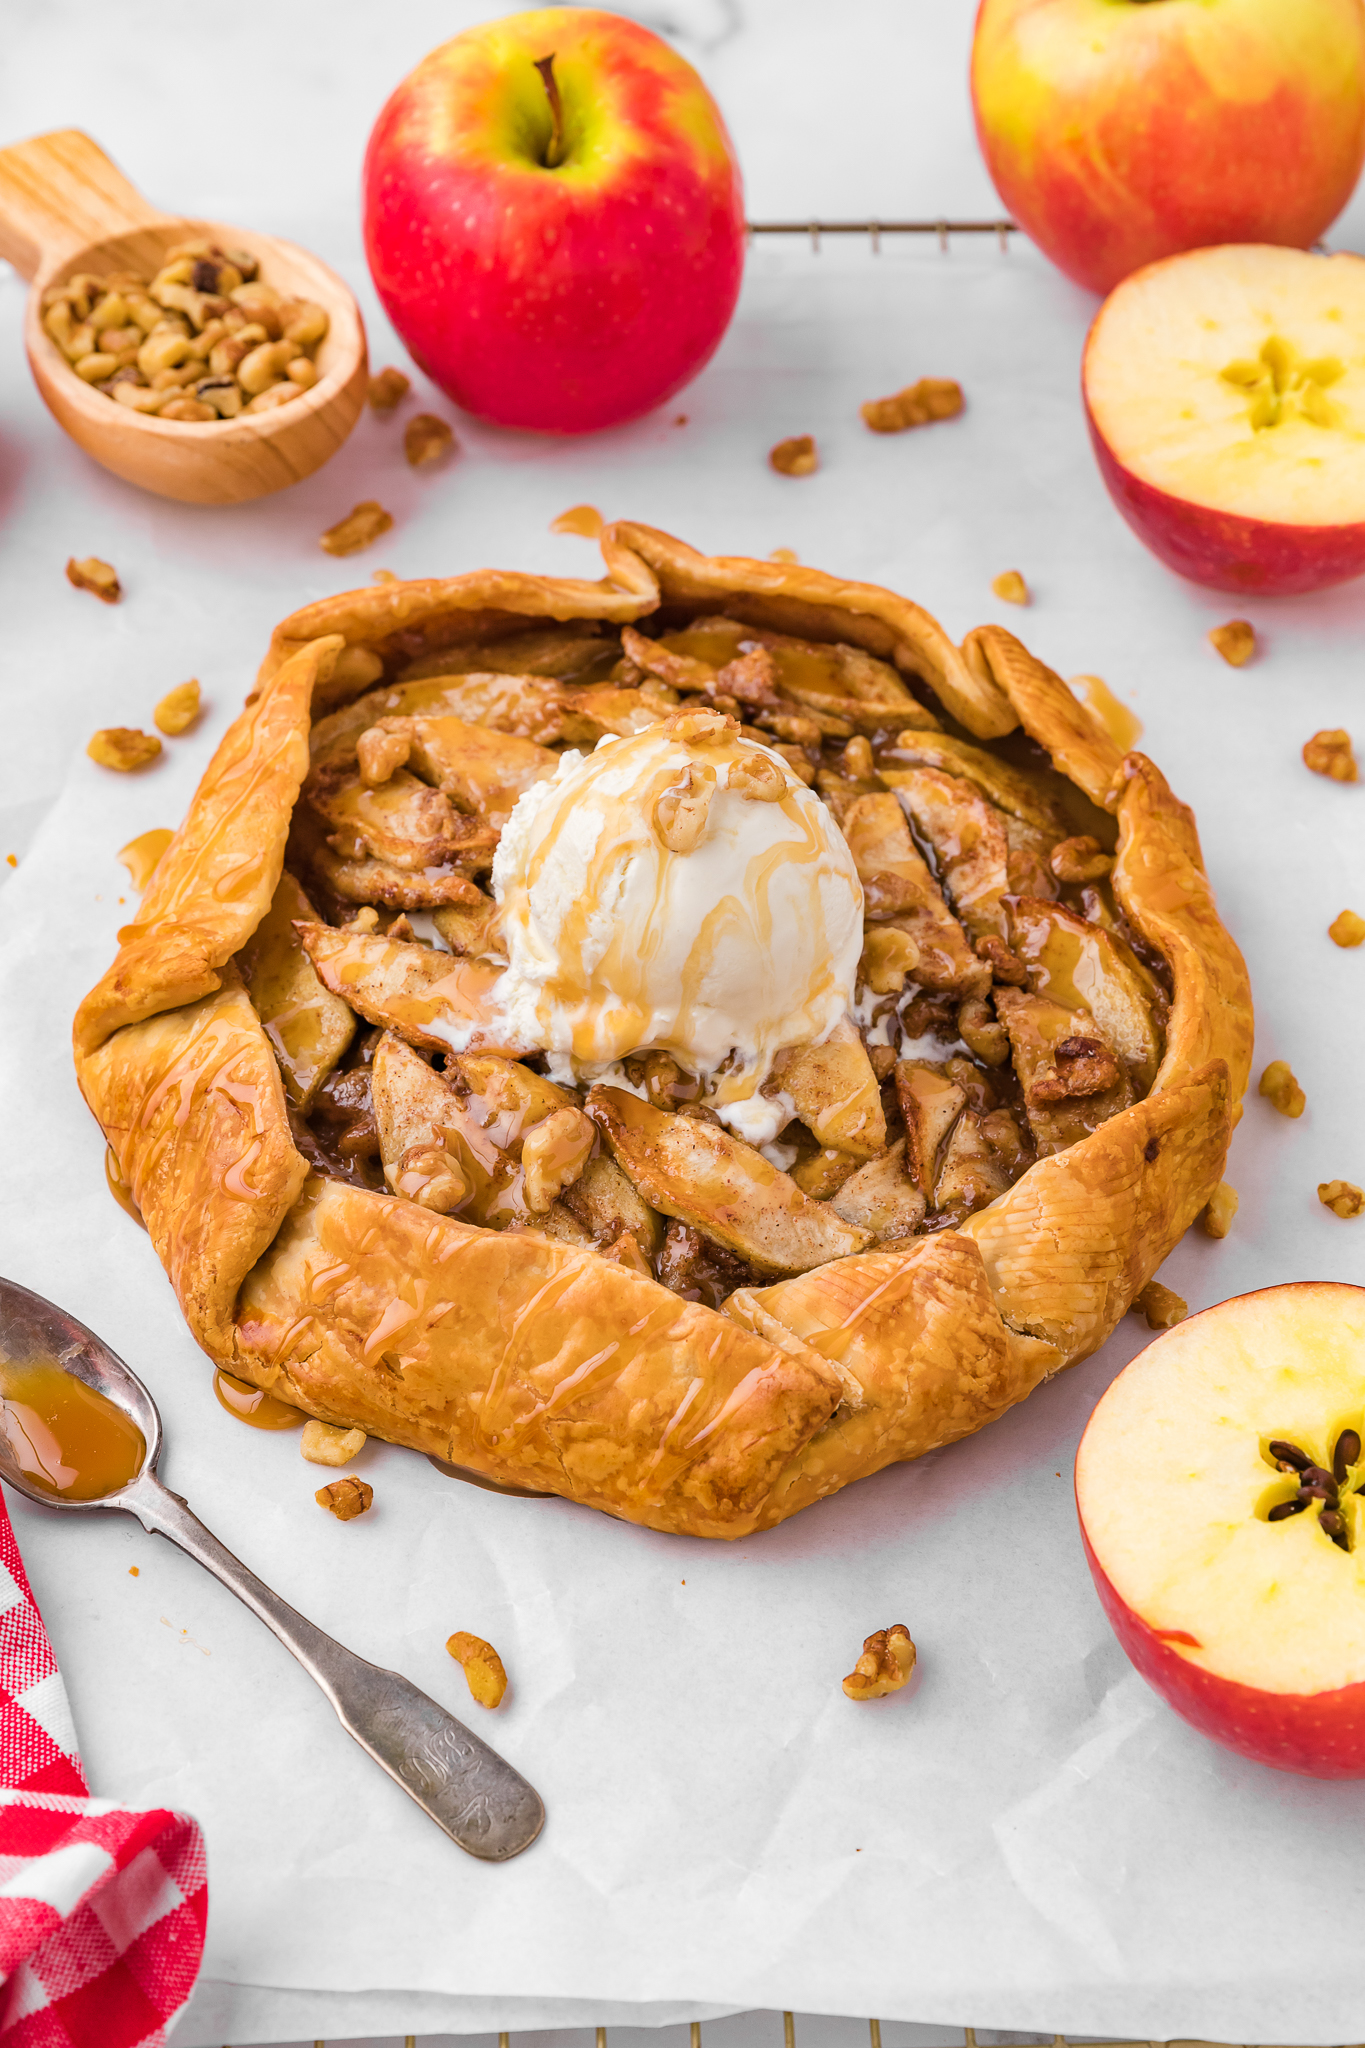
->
(770, 546, 799, 563)
(405, 413, 456, 467)
(154, 679, 201, 735)
(1201, 1181, 1238, 1239)
(316, 1476, 373, 1521)
(447, 1631, 508, 1709)
(1208, 619, 1256, 667)
(368, 365, 411, 411)
(67, 556, 121, 603)
(301, 1419, 368, 1467)
(88, 727, 161, 772)
(860, 926, 920, 995)
(1032, 1035, 1121, 1101)
(1320, 1179, 1365, 1219)
(1329, 909, 1365, 948)
(118, 826, 173, 891)
(861, 377, 963, 434)
(372, 568, 399, 584)
(1304, 729, 1358, 782)
(1259, 1059, 1306, 1116)
(1049, 834, 1112, 884)
(1135, 1279, 1186, 1330)
(974, 934, 1028, 986)
(654, 764, 716, 853)
(394, 1141, 469, 1213)
(357, 725, 412, 786)
(842, 1624, 916, 1700)
(957, 995, 1010, 1066)
(320, 501, 394, 556)
(522, 1106, 596, 1212)
(769, 434, 818, 477)
(727, 750, 786, 802)
(991, 570, 1029, 606)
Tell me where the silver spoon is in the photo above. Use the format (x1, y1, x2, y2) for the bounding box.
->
(0, 1277, 545, 1862)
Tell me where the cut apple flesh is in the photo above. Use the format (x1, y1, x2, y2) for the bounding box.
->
(1083, 245, 1365, 594)
(1076, 1282, 1365, 1777)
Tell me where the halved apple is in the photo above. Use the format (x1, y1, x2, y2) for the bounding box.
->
(1083, 245, 1365, 595)
(1076, 1283, 1365, 1778)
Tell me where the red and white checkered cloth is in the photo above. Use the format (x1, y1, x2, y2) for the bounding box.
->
(0, 1495, 206, 2047)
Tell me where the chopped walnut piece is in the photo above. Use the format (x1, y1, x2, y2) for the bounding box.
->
(522, 1106, 596, 1212)
(301, 1419, 368, 1467)
(1304, 729, 1358, 781)
(320, 501, 394, 556)
(861, 377, 963, 434)
(860, 926, 920, 995)
(316, 1476, 373, 1520)
(1320, 1179, 1365, 1219)
(153, 679, 201, 735)
(770, 546, 799, 562)
(842, 1623, 916, 1700)
(67, 556, 121, 602)
(368, 365, 411, 411)
(372, 568, 399, 584)
(1049, 834, 1112, 884)
(394, 1141, 468, 1214)
(357, 725, 412, 786)
(1202, 1181, 1238, 1239)
(958, 994, 1010, 1066)
(769, 434, 818, 477)
(974, 934, 1028, 986)
(405, 413, 456, 467)
(599, 1228, 652, 1276)
(664, 706, 737, 745)
(1209, 619, 1257, 667)
(654, 764, 716, 853)
(1031, 1034, 1122, 1102)
(1329, 909, 1365, 948)
(1135, 1279, 1186, 1330)
(447, 1631, 508, 1709)
(991, 570, 1029, 606)
(727, 750, 786, 802)
(1259, 1059, 1306, 1117)
(88, 727, 161, 772)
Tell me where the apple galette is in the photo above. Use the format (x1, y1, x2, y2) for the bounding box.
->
(74, 524, 1252, 1537)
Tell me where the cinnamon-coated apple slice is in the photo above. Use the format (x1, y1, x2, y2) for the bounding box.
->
(297, 922, 532, 1056)
(235, 870, 356, 1111)
(840, 793, 989, 997)
(885, 766, 1011, 941)
(383, 715, 558, 826)
(586, 1085, 872, 1276)
(1006, 895, 1163, 1091)
(828, 1138, 926, 1243)
(769, 1017, 886, 1158)
(1084, 244, 1365, 595)
(1076, 1283, 1365, 1778)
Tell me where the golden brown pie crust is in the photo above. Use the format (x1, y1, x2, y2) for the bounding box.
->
(73, 524, 1253, 1538)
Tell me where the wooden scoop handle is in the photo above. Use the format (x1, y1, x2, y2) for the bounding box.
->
(0, 129, 170, 283)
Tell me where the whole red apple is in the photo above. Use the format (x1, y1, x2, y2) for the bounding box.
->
(972, 0, 1365, 297)
(1076, 1283, 1365, 1778)
(1083, 242, 1365, 594)
(362, 8, 746, 434)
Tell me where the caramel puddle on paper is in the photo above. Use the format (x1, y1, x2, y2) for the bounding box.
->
(1071, 673, 1143, 750)
(551, 504, 604, 539)
(213, 1369, 304, 1431)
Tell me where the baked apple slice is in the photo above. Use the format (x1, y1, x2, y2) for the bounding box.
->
(1083, 243, 1365, 595)
(380, 716, 558, 826)
(236, 870, 356, 1110)
(994, 986, 1134, 1155)
(828, 1139, 926, 1243)
(586, 1085, 871, 1275)
(883, 766, 1010, 941)
(1006, 896, 1163, 1091)
(1077, 1283, 1365, 1778)
(895, 1060, 967, 1198)
(770, 1018, 886, 1159)
(297, 922, 532, 1055)
(840, 793, 988, 997)
(303, 758, 473, 872)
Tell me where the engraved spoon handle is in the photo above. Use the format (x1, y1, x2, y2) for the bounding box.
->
(121, 1470, 543, 1861)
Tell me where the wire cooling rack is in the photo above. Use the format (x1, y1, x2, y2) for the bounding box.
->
(746, 217, 1017, 252)
(277, 2021, 1267, 2048)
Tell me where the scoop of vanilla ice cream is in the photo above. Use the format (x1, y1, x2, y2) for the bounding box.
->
(490, 716, 864, 1142)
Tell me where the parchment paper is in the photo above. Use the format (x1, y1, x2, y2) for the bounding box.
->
(5, 5, 1365, 2045)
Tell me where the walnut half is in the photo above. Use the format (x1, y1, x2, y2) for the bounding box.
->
(842, 1624, 916, 1700)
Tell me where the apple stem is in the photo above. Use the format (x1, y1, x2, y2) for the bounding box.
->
(535, 54, 566, 169)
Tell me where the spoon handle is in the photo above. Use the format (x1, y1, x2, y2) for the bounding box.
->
(121, 1470, 543, 1861)
(0, 130, 169, 283)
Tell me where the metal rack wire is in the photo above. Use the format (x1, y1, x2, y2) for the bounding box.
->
(295, 2021, 1238, 2048)
(746, 217, 1017, 253)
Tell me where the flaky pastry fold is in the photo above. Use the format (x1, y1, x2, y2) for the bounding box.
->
(73, 525, 1252, 1538)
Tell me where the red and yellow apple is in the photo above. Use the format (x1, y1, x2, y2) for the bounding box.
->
(362, 8, 745, 434)
(1083, 243, 1365, 593)
(1076, 1283, 1365, 1778)
(972, 0, 1365, 297)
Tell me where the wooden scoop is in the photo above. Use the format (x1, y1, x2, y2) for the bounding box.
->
(0, 129, 368, 504)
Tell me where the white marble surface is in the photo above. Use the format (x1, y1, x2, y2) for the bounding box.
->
(4, 6, 1365, 2048)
